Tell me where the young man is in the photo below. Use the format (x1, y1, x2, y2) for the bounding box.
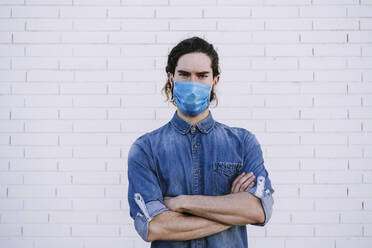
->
(127, 37, 274, 247)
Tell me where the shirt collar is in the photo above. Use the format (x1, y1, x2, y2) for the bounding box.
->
(170, 110, 215, 135)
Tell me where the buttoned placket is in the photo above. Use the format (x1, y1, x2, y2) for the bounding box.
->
(190, 125, 201, 194)
(190, 125, 205, 248)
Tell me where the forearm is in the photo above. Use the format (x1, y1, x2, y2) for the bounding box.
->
(148, 210, 231, 242)
(179, 191, 265, 226)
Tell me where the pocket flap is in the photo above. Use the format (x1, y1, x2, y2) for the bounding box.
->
(213, 161, 243, 176)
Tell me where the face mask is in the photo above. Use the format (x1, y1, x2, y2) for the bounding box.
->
(172, 81, 212, 117)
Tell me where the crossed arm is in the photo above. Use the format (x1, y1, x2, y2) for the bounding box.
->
(147, 172, 265, 242)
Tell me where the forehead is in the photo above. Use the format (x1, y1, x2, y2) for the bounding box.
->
(175, 52, 212, 72)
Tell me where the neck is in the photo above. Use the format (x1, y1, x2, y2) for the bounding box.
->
(176, 108, 210, 126)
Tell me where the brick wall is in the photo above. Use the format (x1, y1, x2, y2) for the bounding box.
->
(0, 0, 371, 248)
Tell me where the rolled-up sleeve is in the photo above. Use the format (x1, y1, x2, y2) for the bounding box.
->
(247, 186, 274, 226)
(127, 136, 169, 242)
(243, 131, 275, 226)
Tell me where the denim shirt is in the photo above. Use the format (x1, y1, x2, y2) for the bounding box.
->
(127, 110, 274, 248)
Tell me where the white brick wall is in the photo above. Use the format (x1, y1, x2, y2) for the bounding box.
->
(0, 0, 371, 248)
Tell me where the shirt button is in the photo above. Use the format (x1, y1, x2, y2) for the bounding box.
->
(195, 169, 200, 174)
(194, 144, 198, 148)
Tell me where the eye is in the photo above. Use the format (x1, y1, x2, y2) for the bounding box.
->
(199, 74, 207, 78)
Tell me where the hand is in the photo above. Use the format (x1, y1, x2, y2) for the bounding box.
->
(163, 195, 184, 213)
(230, 172, 255, 193)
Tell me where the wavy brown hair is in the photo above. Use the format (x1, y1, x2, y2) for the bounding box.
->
(161, 36, 220, 107)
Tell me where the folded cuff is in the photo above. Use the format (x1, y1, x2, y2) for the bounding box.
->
(134, 198, 169, 242)
(252, 190, 274, 226)
(247, 175, 274, 226)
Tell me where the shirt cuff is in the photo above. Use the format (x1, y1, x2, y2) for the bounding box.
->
(247, 181, 274, 227)
(134, 198, 169, 242)
(252, 191, 274, 226)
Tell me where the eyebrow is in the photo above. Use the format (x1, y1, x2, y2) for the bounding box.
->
(177, 70, 210, 75)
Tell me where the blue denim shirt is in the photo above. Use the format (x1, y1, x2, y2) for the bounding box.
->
(127, 110, 274, 248)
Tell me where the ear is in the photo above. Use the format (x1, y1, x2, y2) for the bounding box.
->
(213, 74, 220, 89)
(167, 72, 174, 87)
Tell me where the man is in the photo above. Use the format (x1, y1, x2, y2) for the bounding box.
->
(127, 36, 274, 247)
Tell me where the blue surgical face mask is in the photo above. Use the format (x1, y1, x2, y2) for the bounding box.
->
(172, 81, 212, 117)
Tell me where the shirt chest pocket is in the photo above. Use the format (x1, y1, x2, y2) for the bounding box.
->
(213, 161, 243, 195)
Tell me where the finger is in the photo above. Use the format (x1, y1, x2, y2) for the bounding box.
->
(247, 181, 255, 189)
(241, 179, 256, 192)
(244, 172, 255, 181)
(231, 172, 245, 188)
(239, 175, 255, 191)
(239, 172, 255, 189)
(232, 172, 253, 193)
(231, 172, 250, 193)
(231, 172, 246, 193)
